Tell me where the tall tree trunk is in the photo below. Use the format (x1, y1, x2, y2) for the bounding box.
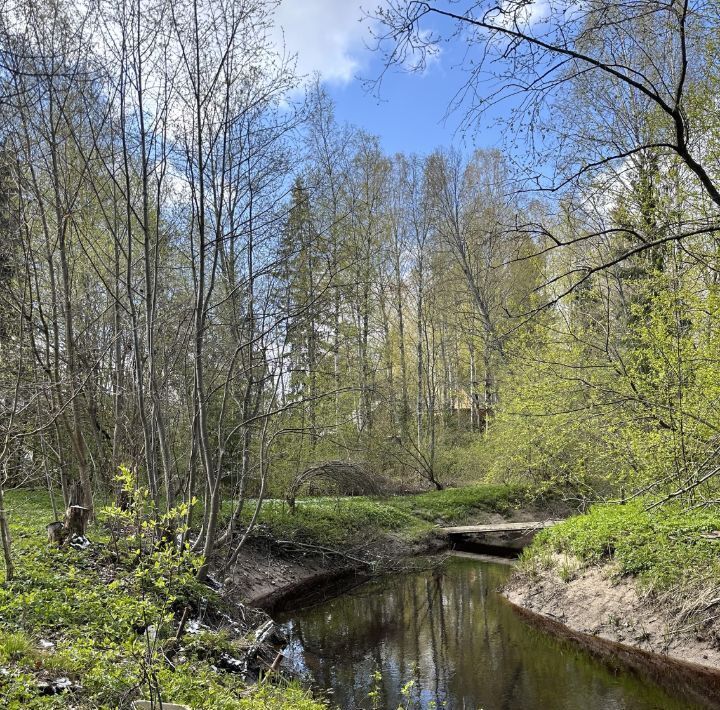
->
(119, 50, 157, 507)
(0, 463, 13, 582)
(50, 102, 93, 514)
(394, 250, 410, 431)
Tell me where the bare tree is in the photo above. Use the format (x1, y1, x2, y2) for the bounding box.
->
(376, 0, 720, 288)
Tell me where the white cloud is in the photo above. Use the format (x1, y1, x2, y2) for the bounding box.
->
(273, 0, 377, 85)
(490, 0, 551, 30)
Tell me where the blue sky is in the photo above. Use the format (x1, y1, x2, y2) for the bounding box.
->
(327, 54, 508, 157)
(273, 0, 509, 156)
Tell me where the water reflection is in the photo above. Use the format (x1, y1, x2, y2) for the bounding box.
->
(279, 557, 701, 710)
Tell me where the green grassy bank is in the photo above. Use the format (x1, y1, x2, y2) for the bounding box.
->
(240, 483, 526, 551)
(0, 490, 324, 709)
(521, 499, 720, 593)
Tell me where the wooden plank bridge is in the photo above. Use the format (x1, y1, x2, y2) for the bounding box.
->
(438, 520, 563, 554)
(439, 520, 562, 536)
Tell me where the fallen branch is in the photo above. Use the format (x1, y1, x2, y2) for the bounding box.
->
(274, 539, 374, 567)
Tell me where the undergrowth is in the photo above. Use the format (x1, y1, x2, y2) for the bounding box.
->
(521, 499, 720, 591)
(0, 489, 324, 709)
(0, 482, 531, 707)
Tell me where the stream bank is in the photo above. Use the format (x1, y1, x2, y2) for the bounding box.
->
(218, 485, 566, 614)
(502, 501, 720, 708)
(227, 540, 374, 615)
(277, 555, 705, 710)
(222, 484, 561, 613)
(504, 561, 720, 708)
(222, 492, 720, 709)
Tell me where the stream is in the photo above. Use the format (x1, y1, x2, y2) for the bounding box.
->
(278, 556, 704, 709)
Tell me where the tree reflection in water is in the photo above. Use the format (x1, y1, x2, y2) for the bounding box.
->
(279, 558, 700, 710)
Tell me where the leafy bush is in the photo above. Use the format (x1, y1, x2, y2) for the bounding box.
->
(0, 488, 325, 709)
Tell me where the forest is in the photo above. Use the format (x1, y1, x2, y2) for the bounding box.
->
(1, 0, 720, 708)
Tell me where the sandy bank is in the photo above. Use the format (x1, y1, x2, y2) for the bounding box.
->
(504, 561, 720, 707)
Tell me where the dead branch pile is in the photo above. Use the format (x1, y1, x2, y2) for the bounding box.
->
(286, 461, 383, 509)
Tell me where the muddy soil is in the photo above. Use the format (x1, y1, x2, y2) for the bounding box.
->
(225, 541, 331, 608)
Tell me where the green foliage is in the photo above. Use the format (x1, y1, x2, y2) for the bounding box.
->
(472, 259, 720, 508)
(0, 489, 324, 709)
(366, 667, 439, 710)
(236, 679, 327, 710)
(525, 501, 720, 591)
(183, 629, 237, 663)
(243, 484, 525, 550)
(368, 667, 383, 710)
(0, 631, 34, 662)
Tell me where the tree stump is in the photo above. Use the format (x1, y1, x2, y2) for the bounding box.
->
(64, 505, 89, 537)
(62, 482, 90, 538)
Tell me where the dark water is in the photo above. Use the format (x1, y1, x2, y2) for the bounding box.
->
(279, 556, 703, 710)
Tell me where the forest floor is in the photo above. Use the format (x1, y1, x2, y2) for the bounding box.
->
(0, 490, 324, 709)
(505, 501, 720, 706)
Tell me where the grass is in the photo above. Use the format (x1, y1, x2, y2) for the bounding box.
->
(243, 483, 525, 550)
(521, 499, 720, 591)
(250, 497, 430, 548)
(388, 483, 522, 523)
(0, 489, 325, 709)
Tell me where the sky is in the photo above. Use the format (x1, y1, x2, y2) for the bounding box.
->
(273, 0, 509, 156)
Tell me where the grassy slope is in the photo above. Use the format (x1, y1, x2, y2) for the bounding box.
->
(243, 483, 524, 550)
(521, 500, 720, 592)
(0, 490, 324, 710)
